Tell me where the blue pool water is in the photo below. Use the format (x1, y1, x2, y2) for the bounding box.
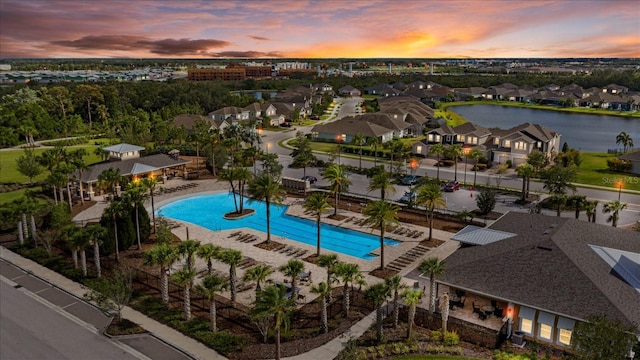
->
(156, 193, 399, 260)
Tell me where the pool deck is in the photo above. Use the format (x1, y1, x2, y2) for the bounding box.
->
(73, 176, 460, 307)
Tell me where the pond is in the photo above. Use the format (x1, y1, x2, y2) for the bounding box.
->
(450, 105, 640, 152)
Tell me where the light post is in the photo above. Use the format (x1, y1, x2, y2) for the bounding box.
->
(617, 180, 622, 201)
(463, 147, 470, 186)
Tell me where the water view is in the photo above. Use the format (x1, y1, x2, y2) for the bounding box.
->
(451, 105, 640, 152)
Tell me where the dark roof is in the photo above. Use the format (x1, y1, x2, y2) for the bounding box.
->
(173, 114, 212, 131)
(311, 117, 391, 137)
(79, 154, 190, 183)
(438, 212, 640, 327)
(619, 150, 640, 162)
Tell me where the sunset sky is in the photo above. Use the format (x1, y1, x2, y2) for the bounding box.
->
(1, 0, 638, 59)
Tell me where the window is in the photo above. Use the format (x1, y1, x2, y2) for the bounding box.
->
(472, 137, 478, 145)
(504, 140, 511, 148)
(558, 329, 572, 345)
(428, 134, 434, 142)
(520, 318, 533, 334)
(539, 323, 552, 340)
(494, 138, 500, 145)
(457, 134, 464, 142)
(515, 142, 526, 150)
(416, 146, 423, 153)
(435, 135, 441, 142)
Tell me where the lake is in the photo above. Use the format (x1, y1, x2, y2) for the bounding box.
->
(450, 105, 640, 152)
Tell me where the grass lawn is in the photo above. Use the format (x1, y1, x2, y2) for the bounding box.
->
(576, 152, 640, 192)
(392, 356, 485, 360)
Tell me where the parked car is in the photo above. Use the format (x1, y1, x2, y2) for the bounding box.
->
(401, 175, 421, 185)
(301, 176, 317, 184)
(399, 191, 417, 203)
(280, 122, 292, 127)
(443, 181, 461, 192)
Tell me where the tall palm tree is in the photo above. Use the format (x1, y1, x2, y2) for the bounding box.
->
(603, 200, 627, 227)
(172, 268, 196, 320)
(402, 288, 424, 339)
(418, 257, 446, 314)
(322, 163, 351, 216)
(104, 199, 126, 262)
(304, 192, 331, 256)
(445, 144, 463, 181)
(516, 163, 535, 202)
(468, 148, 483, 188)
(317, 254, 339, 302)
(616, 131, 634, 153)
(123, 183, 148, 250)
(73, 227, 92, 277)
(85, 224, 107, 278)
(243, 264, 274, 293)
(279, 259, 305, 300)
(143, 243, 177, 305)
(429, 143, 446, 181)
(385, 275, 407, 328)
(367, 137, 381, 167)
(367, 172, 396, 201)
(218, 249, 243, 307)
(416, 183, 446, 241)
(566, 195, 587, 219)
(247, 173, 286, 243)
(141, 177, 159, 233)
(351, 133, 366, 169)
(365, 283, 390, 343)
(197, 243, 221, 276)
(335, 262, 363, 318)
(69, 149, 89, 205)
(310, 282, 331, 333)
(250, 284, 296, 360)
(195, 274, 228, 333)
(363, 200, 400, 270)
(65, 225, 82, 269)
(177, 239, 201, 272)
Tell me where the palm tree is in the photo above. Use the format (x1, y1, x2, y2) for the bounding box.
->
(304, 192, 331, 256)
(310, 282, 331, 333)
(364, 283, 390, 343)
(603, 200, 627, 227)
(363, 200, 400, 270)
(322, 163, 351, 216)
(172, 268, 196, 320)
(351, 133, 366, 169)
(123, 183, 148, 250)
(566, 195, 587, 219)
(385, 275, 407, 328)
(243, 264, 274, 293)
(367, 172, 396, 201)
(141, 177, 159, 233)
(104, 200, 126, 262)
(429, 143, 446, 181)
(247, 173, 286, 243)
(177, 239, 201, 272)
(402, 288, 424, 339)
(416, 183, 446, 241)
(439, 292, 450, 334)
(335, 262, 363, 318)
(468, 148, 483, 188)
(65, 226, 82, 269)
(143, 243, 177, 305)
(218, 249, 243, 307)
(516, 163, 535, 202)
(445, 144, 463, 181)
(69, 149, 89, 205)
(317, 254, 339, 301)
(279, 259, 305, 300)
(418, 257, 446, 314)
(197, 243, 221, 276)
(85, 224, 107, 278)
(250, 284, 296, 360)
(585, 200, 599, 223)
(367, 137, 381, 167)
(97, 167, 122, 200)
(72, 227, 92, 276)
(616, 131, 634, 153)
(195, 274, 228, 333)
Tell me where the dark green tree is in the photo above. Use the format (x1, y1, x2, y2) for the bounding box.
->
(16, 148, 42, 184)
(476, 188, 497, 215)
(573, 314, 638, 360)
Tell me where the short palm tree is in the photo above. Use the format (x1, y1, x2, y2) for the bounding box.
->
(243, 264, 274, 293)
(585, 200, 599, 223)
(385, 275, 407, 328)
(197, 243, 221, 276)
(516, 163, 535, 202)
(279, 259, 305, 299)
(351, 133, 366, 169)
(250, 284, 296, 360)
(416, 183, 446, 241)
(72, 227, 92, 277)
(365, 283, 390, 343)
(310, 282, 331, 333)
(445, 144, 463, 181)
(402, 288, 424, 339)
(322, 163, 351, 216)
(418, 257, 446, 314)
(616, 131, 634, 153)
(367, 137, 381, 166)
(429, 143, 445, 181)
(143, 243, 177, 305)
(603, 200, 627, 227)
(172, 268, 196, 320)
(317, 254, 339, 301)
(367, 172, 396, 201)
(304, 192, 331, 256)
(177, 239, 201, 271)
(195, 274, 228, 333)
(363, 200, 400, 270)
(469, 148, 484, 188)
(439, 292, 451, 334)
(247, 173, 286, 243)
(65, 226, 83, 270)
(217, 249, 243, 307)
(335, 262, 363, 318)
(85, 224, 107, 278)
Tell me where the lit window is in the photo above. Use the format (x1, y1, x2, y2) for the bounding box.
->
(558, 329, 572, 345)
(457, 134, 463, 141)
(466, 136, 471, 143)
(435, 135, 441, 142)
(515, 142, 526, 150)
(417, 146, 422, 153)
(494, 138, 499, 145)
(539, 324, 552, 340)
(472, 137, 478, 144)
(504, 140, 511, 148)
(520, 318, 533, 334)
(428, 134, 433, 142)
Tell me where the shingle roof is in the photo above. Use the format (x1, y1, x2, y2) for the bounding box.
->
(311, 117, 391, 137)
(438, 212, 640, 328)
(619, 151, 640, 162)
(80, 154, 190, 183)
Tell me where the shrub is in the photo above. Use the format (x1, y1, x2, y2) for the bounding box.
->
(430, 329, 443, 341)
(607, 158, 631, 172)
(193, 330, 245, 356)
(443, 331, 459, 346)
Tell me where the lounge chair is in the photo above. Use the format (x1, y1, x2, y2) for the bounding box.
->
(295, 250, 308, 258)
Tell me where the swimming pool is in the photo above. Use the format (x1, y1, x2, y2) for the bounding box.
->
(156, 192, 399, 260)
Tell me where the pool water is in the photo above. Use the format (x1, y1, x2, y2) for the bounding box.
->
(156, 193, 400, 260)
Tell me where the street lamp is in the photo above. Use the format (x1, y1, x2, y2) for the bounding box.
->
(463, 147, 470, 186)
(617, 180, 622, 201)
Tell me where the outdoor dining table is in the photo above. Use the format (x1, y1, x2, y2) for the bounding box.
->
(481, 305, 495, 316)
